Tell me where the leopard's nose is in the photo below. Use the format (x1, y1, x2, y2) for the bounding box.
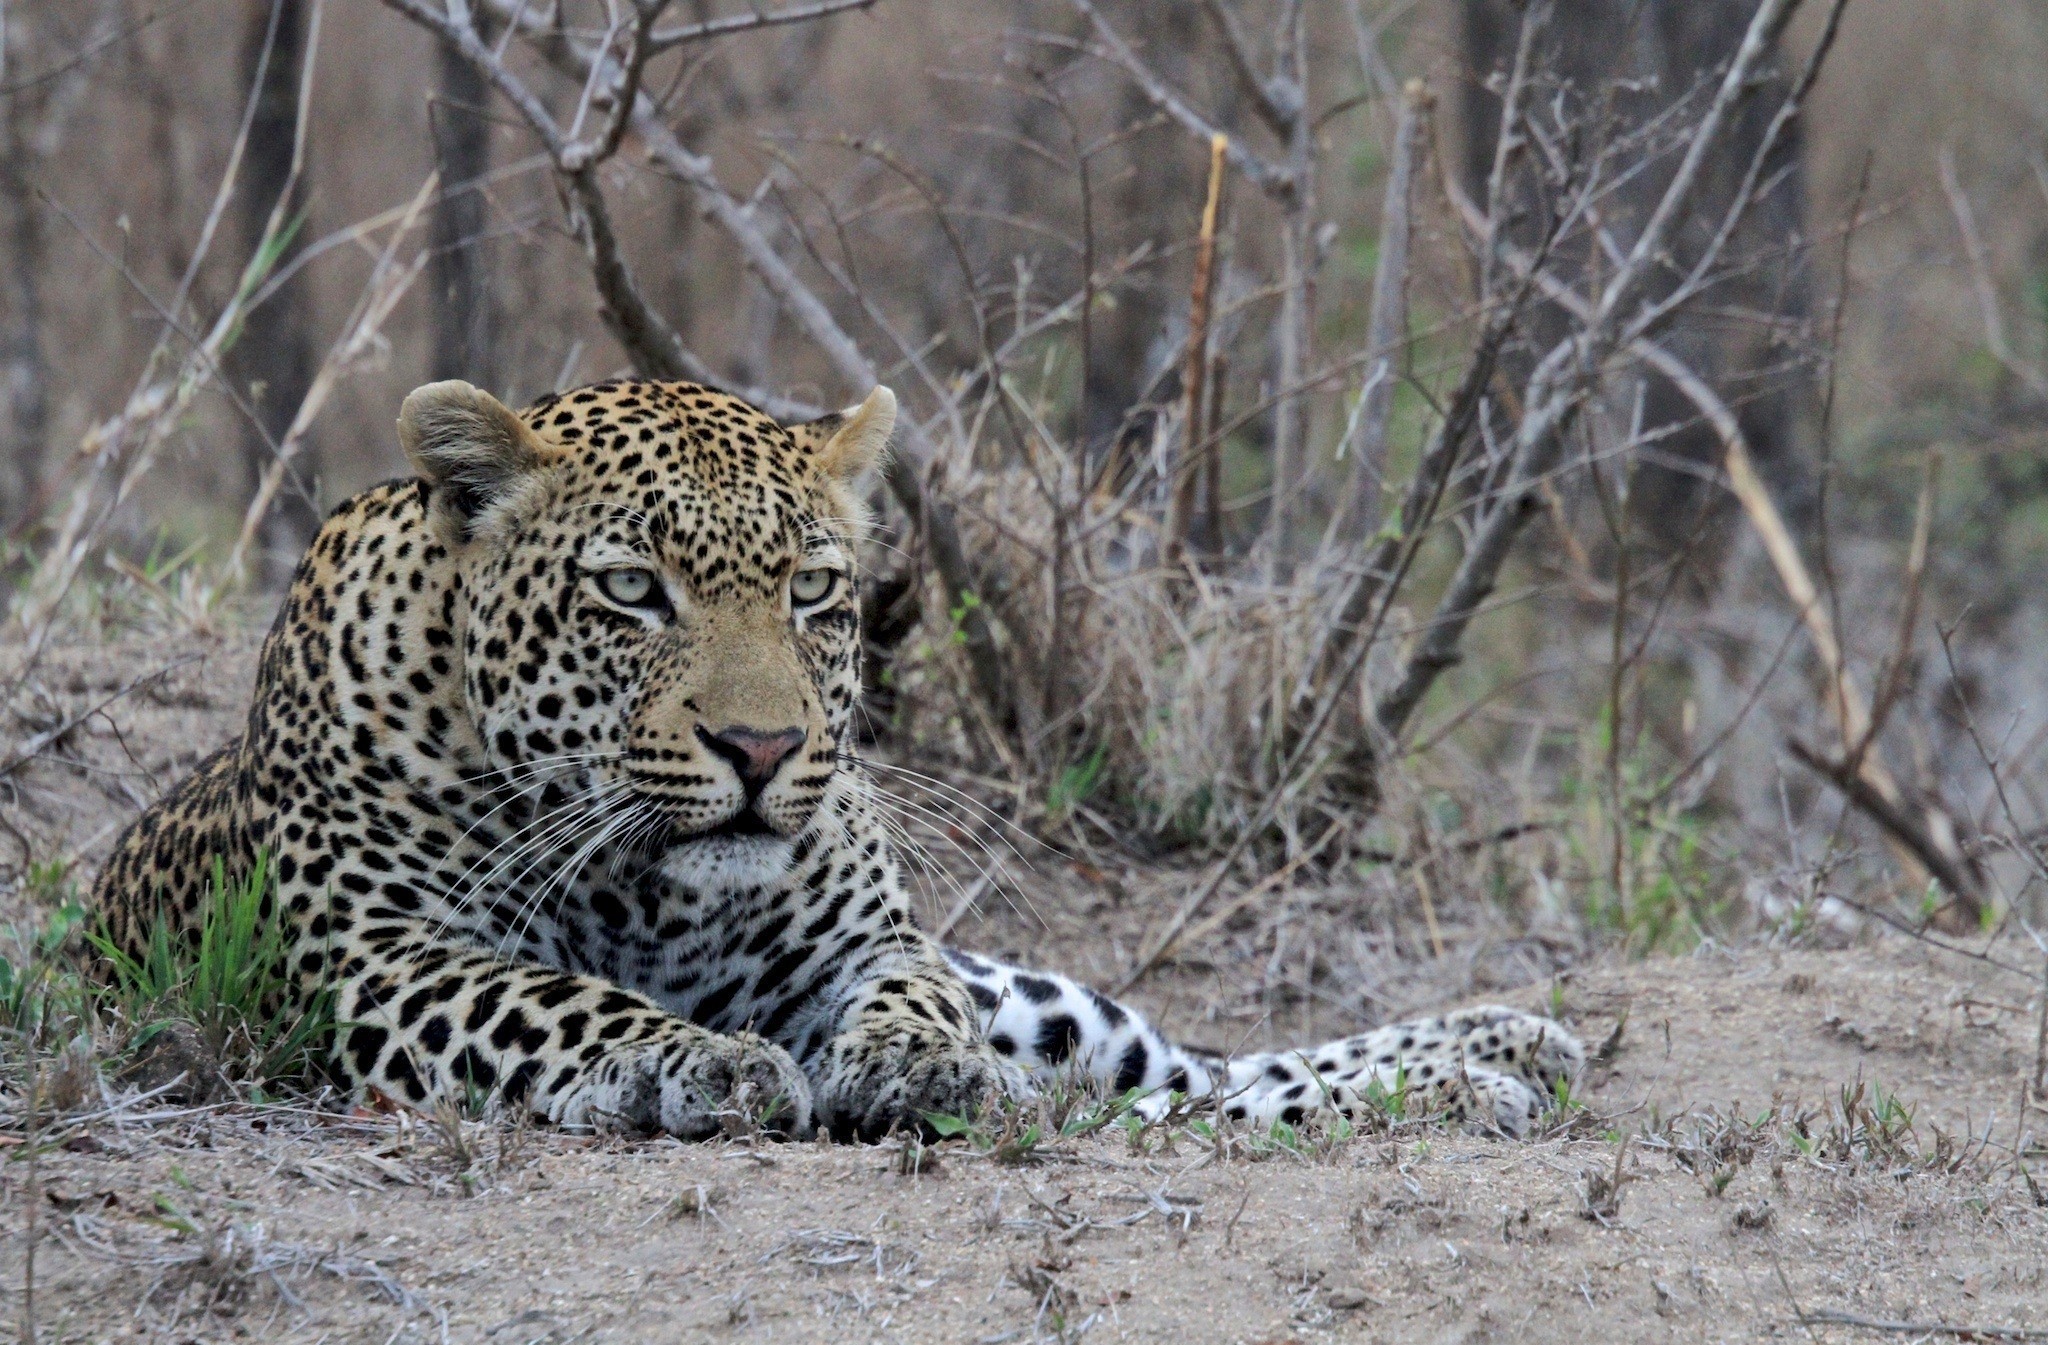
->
(697, 724, 806, 796)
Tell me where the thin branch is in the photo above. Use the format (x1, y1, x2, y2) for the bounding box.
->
(1846, 449, 1937, 776)
(1592, 0, 1804, 336)
(1162, 132, 1227, 570)
(648, 0, 875, 51)
(1197, 0, 1293, 139)
(1444, 173, 1961, 914)
(1066, 0, 1293, 200)
(1368, 0, 1814, 773)
(1791, 1307, 2048, 1339)
(1478, 0, 1551, 303)
(1627, 0, 1850, 344)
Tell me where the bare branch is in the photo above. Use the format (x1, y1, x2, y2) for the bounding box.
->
(1787, 739, 1986, 921)
(1938, 144, 2048, 400)
(1372, 0, 1814, 754)
(1591, 0, 1805, 335)
(1478, 0, 1551, 302)
(380, 0, 569, 157)
(1442, 173, 1973, 921)
(649, 0, 876, 52)
(1626, 0, 1849, 342)
(1848, 449, 1937, 777)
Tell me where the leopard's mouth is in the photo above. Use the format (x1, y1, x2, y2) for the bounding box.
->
(699, 809, 776, 840)
(630, 794, 784, 848)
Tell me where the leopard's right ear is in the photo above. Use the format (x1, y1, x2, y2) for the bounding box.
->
(396, 381, 551, 540)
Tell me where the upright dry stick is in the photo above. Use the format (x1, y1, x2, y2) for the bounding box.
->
(1162, 133, 1228, 572)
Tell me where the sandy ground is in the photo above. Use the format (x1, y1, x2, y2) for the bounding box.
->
(4, 633, 2046, 1343)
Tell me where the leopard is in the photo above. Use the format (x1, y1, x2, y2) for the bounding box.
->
(91, 376, 1583, 1142)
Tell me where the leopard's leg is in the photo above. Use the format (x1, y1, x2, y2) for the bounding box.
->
(310, 913, 812, 1137)
(90, 743, 252, 968)
(1210, 1008, 1582, 1136)
(942, 949, 1221, 1101)
(789, 932, 1022, 1141)
(939, 951, 1582, 1137)
(1437, 1003, 1587, 1096)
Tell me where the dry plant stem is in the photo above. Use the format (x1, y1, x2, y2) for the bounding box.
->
(386, 0, 1010, 723)
(21, 1046, 42, 1345)
(1585, 422, 1632, 906)
(1409, 840, 1445, 959)
(1162, 133, 1228, 571)
(1848, 450, 1938, 778)
(2032, 946, 2047, 1118)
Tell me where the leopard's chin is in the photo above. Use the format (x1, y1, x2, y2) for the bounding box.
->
(658, 832, 795, 893)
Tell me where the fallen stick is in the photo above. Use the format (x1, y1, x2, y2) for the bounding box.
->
(1795, 1307, 2048, 1340)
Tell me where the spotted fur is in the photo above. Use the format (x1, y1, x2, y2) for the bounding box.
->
(92, 377, 1581, 1141)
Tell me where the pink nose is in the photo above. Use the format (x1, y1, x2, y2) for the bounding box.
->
(697, 724, 806, 795)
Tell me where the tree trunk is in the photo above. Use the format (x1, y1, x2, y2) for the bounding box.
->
(233, 0, 318, 578)
(1265, 6, 1314, 582)
(0, 97, 49, 535)
(429, 40, 498, 389)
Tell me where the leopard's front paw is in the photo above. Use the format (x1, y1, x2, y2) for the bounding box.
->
(557, 1029, 813, 1140)
(818, 1033, 1022, 1142)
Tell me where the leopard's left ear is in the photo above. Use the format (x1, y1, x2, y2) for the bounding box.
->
(788, 386, 895, 482)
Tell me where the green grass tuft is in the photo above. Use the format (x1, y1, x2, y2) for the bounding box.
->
(89, 850, 336, 1098)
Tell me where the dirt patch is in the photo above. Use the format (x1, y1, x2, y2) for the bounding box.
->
(9, 934, 2047, 1344)
(4, 635, 2047, 1342)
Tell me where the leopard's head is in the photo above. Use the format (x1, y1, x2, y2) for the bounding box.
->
(396, 377, 890, 883)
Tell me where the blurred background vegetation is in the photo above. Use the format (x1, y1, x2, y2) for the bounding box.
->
(6, 0, 2048, 969)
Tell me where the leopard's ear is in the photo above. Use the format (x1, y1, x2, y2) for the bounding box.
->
(787, 386, 895, 482)
(396, 381, 550, 538)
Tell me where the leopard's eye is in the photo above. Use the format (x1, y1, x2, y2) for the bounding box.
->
(791, 568, 839, 607)
(598, 567, 660, 608)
